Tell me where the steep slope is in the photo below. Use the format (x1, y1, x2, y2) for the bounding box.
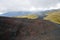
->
(44, 9, 60, 24)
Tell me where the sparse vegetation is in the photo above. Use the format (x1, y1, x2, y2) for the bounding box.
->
(44, 11, 60, 24)
(14, 14, 38, 19)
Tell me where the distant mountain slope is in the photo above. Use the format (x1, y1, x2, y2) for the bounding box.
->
(0, 9, 60, 19)
(0, 11, 33, 17)
(14, 14, 38, 19)
(44, 9, 60, 24)
(2, 11, 47, 17)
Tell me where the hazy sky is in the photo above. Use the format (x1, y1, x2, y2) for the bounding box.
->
(0, 0, 60, 13)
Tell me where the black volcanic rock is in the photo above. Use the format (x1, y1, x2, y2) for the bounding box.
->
(0, 16, 60, 40)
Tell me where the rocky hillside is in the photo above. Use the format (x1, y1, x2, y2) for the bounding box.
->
(0, 16, 60, 40)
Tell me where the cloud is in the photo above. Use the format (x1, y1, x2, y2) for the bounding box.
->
(0, 12, 6, 15)
(0, 0, 60, 12)
(30, 0, 60, 8)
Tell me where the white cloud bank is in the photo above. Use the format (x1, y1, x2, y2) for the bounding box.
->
(0, 0, 60, 13)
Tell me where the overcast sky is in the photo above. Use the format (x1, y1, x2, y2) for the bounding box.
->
(0, 0, 60, 13)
